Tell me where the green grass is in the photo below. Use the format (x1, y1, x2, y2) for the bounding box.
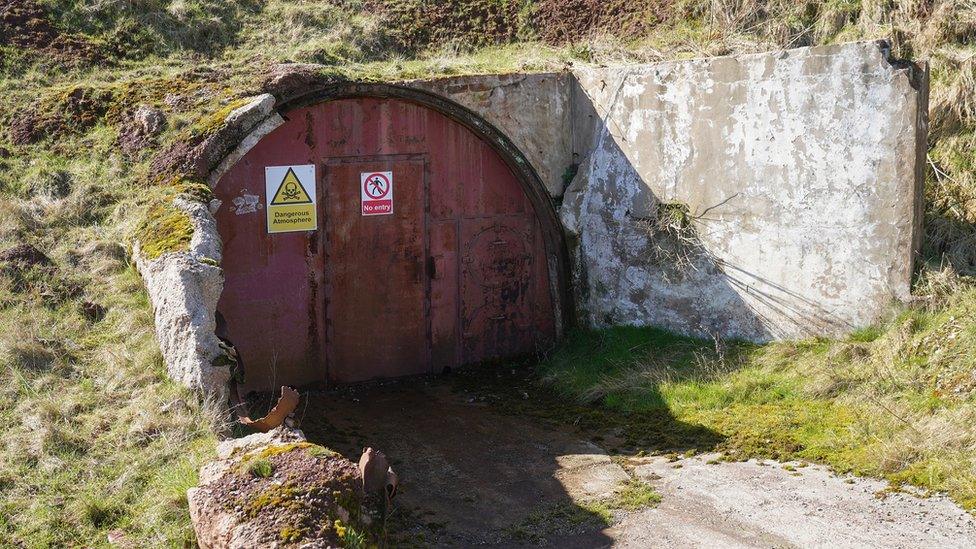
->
(606, 479, 661, 511)
(247, 458, 275, 478)
(539, 292, 976, 511)
(0, 259, 220, 545)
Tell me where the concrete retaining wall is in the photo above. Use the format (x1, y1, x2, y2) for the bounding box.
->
(421, 41, 927, 341)
(564, 41, 927, 340)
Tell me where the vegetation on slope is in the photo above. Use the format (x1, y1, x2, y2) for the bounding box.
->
(0, 0, 974, 544)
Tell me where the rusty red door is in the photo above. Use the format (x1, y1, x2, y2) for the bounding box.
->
(323, 156, 429, 382)
(215, 95, 556, 390)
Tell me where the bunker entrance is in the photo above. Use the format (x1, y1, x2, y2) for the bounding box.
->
(214, 93, 560, 390)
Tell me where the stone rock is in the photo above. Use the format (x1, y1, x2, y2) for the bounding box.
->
(119, 105, 166, 156)
(134, 197, 229, 395)
(189, 427, 372, 548)
(134, 105, 166, 135)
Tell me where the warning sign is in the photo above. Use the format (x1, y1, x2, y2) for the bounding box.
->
(361, 171, 393, 216)
(266, 165, 317, 233)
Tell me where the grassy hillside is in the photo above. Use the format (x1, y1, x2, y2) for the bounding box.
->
(1, 0, 975, 545)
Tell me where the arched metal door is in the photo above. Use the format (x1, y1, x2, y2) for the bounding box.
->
(215, 96, 555, 388)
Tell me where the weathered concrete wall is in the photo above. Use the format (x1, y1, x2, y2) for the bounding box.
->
(409, 72, 575, 198)
(135, 197, 229, 395)
(563, 41, 928, 340)
(136, 94, 279, 395)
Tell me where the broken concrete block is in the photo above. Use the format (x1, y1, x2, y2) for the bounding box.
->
(134, 196, 229, 396)
(189, 427, 373, 548)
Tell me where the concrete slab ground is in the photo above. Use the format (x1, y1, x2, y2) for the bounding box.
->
(290, 377, 976, 548)
(299, 382, 623, 547)
(613, 454, 976, 548)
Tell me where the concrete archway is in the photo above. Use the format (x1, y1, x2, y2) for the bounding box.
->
(276, 82, 572, 332)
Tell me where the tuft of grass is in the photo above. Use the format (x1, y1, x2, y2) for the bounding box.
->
(606, 479, 661, 511)
(247, 458, 274, 479)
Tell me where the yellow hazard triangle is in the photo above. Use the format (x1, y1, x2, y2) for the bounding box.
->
(270, 167, 313, 205)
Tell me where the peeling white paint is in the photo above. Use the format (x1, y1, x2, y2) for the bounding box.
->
(231, 192, 261, 215)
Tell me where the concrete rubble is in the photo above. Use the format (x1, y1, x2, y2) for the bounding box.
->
(188, 427, 378, 548)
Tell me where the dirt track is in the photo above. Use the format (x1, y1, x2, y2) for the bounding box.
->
(295, 377, 976, 547)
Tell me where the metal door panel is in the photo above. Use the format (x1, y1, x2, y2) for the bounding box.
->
(215, 96, 558, 389)
(460, 215, 540, 363)
(461, 143, 528, 217)
(215, 109, 326, 391)
(324, 157, 429, 382)
(429, 219, 460, 371)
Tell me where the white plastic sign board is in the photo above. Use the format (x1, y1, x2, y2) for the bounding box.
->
(266, 165, 317, 233)
(361, 171, 393, 216)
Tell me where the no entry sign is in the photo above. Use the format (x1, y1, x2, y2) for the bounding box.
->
(361, 171, 393, 216)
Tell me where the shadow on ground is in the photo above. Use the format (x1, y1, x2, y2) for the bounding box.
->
(282, 364, 724, 547)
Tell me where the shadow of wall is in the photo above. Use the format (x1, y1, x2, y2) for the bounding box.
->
(562, 74, 778, 341)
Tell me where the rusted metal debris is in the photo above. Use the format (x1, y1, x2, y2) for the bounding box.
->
(358, 446, 399, 508)
(236, 386, 300, 432)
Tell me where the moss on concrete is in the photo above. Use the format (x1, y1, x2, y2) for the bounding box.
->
(132, 178, 214, 261)
(134, 201, 194, 260)
(190, 97, 253, 137)
(245, 482, 300, 518)
(279, 525, 305, 542)
(243, 442, 340, 462)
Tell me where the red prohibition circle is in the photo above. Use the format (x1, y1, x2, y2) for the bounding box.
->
(363, 173, 391, 199)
